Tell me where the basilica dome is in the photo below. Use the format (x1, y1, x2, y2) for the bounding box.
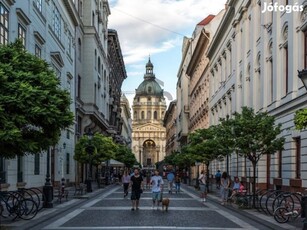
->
(135, 58, 164, 97)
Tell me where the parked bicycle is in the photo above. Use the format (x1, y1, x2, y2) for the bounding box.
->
(273, 194, 302, 224)
(0, 191, 38, 220)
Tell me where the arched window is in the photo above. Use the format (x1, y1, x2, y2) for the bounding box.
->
(154, 111, 157, 119)
(141, 111, 145, 119)
(134, 111, 137, 120)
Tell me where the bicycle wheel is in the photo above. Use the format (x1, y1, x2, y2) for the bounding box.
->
(273, 207, 290, 223)
(17, 199, 38, 220)
(0, 192, 19, 219)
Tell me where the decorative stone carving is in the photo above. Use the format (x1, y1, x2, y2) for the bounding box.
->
(301, 6, 307, 22)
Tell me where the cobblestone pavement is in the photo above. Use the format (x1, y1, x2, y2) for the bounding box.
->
(0, 182, 303, 230)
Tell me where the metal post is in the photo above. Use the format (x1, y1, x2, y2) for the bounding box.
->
(43, 147, 53, 208)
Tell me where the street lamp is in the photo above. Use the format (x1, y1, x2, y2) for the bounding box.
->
(298, 70, 307, 229)
(298, 69, 307, 89)
(85, 129, 94, 193)
(43, 147, 53, 208)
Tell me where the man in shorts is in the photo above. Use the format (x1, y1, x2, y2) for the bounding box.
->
(150, 169, 164, 210)
(129, 168, 144, 211)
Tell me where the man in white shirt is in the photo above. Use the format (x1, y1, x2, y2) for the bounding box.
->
(150, 169, 164, 210)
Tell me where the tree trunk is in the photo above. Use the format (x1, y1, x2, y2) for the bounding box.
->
(252, 161, 257, 208)
(206, 163, 210, 193)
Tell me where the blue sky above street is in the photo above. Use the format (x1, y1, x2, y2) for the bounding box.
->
(108, 0, 226, 106)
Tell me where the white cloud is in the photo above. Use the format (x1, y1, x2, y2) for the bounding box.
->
(109, 0, 226, 65)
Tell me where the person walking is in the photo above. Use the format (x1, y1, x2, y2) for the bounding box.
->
(166, 170, 175, 194)
(129, 168, 144, 211)
(215, 170, 221, 189)
(122, 170, 131, 198)
(150, 169, 164, 210)
(175, 173, 181, 193)
(220, 171, 231, 205)
(198, 170, 207, 202)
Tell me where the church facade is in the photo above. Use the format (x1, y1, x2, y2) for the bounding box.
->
(131, 59, 166, 168)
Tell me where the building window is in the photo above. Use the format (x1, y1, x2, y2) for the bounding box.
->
(77, 75, 81, 98)
(18, 24, 26, 46)
(304, 31, 307, 69)
(154, 111, 157, 119)
(66, 153, 70, 174)
(78, 1, 83, 17)
(92, 11, 95, 26)
(98, 57, 101, 74)
(67, 32, 72, 58)
(295, 137, 301, 179)
(94, 49, 97, 69)
(52, 5, 61, 39)
(35, 0, 42, 12)
(34, 154, 40, 175)
(270, 59, 273, 103)
(141, 111, 145, 119)
(52, 64, 61, 80)
(35, 44, 41, 58)
(78, 38, 81, 61)
(94, 83, 97, 105)
(284, 45, 289, 95)
(0, 3, 9, 45)
(77, 116, 82, 135)
(17, 156, 23, 182)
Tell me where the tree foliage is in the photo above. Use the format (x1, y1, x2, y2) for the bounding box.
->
(114, 145, 137, 168)
(232, 107, 285, 165)
(74, 133, 117, 166)
(0, 40, 74, 158)
(187, 126, 225, 165)
(294, 108, 307, 130)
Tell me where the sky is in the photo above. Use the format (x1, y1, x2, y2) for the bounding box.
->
(108, 0, 227, 107)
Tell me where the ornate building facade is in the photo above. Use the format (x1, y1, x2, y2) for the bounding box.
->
(120, 94, 132, 147)
(0, 0, 128, 189)
(107, 29, 127, 141)
(163, 100, 177, 156)
(131, 59, 166, 167)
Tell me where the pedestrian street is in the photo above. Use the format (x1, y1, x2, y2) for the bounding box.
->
(41, 183, 270, 230)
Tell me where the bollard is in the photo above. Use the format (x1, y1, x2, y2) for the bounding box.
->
(301, 195, 307, 229)
(61, 178, 65, 194)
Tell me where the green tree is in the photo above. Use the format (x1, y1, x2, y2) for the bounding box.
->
(0, 40, 74, 158)
(294, 108, 307, 130)
(114, 145, 137, 168)
(74, 133, 117, 166)
(187, 126, 226, 187)
(232, 107, 285, 207)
